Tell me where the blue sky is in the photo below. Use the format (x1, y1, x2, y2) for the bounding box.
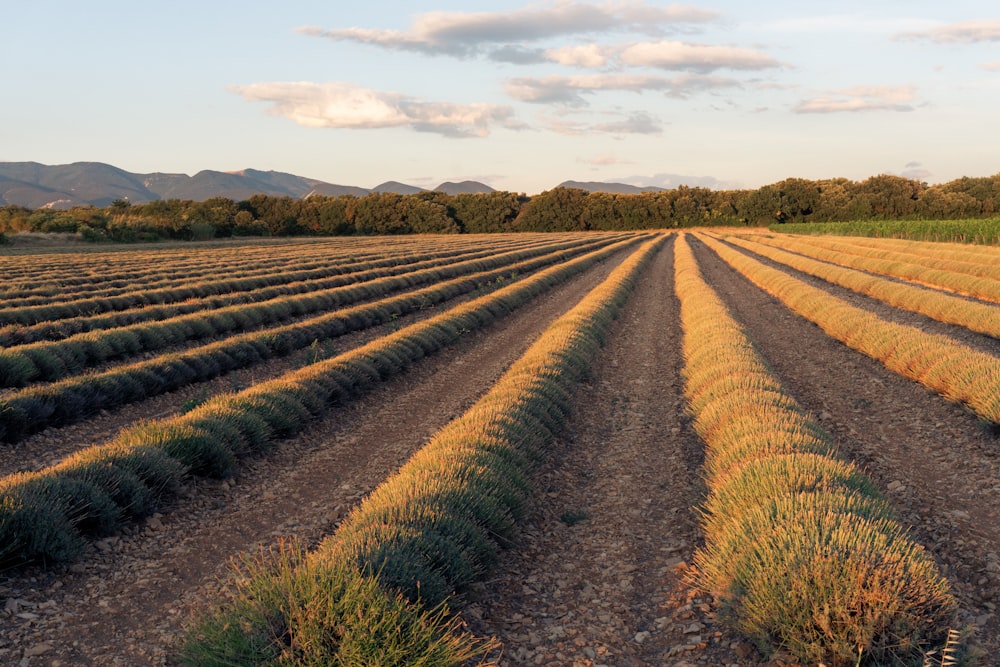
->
(3, 1, 998, 194)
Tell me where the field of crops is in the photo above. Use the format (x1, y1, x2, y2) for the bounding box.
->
(1, 231, 998, 665)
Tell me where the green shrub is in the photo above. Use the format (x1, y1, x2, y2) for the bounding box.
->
(703, 493, 952, 664)
(58, 458, 156, 520)
(0, 352, 35, 387)
(180, 540, 497, 666)
(0, 474, 89, 565)
(125, 422, 235, 479)
(76, 442, 185, 499)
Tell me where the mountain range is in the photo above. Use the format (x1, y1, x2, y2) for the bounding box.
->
(556, 180, 668, 194)
(0, 162, 499, 210)
(0, 162, 670, 210)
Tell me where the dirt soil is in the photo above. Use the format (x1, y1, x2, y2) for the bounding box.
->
(0, 247, 632, 666)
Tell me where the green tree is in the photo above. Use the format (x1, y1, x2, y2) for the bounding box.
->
(311, 195, 356, 235)
(354, 193, 412, 235)
(855, 174, 924, 218)
(451, 192, 524, 233)
(512, 187, 589, 232)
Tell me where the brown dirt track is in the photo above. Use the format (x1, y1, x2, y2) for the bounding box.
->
(2, 234, 998, 666)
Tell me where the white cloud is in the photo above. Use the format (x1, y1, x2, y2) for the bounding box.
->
(894, 19, 1000, 43)
(231, 81, 519, 138)
(794, 85, 918, 113)
(299, 1, 718, 59)
(540, 109, 664, 135)
(545, 44, 612, 68)
(620, 40, 782, 72)
(981, 61, 1000, 71)
(505, 73, 740, 106)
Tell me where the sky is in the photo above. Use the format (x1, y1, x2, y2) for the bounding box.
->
(3, 1, 999, 194)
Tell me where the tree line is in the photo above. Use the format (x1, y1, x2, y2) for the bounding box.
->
(1, 173, 999, 241)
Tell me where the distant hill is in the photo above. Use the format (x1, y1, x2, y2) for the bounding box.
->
(557, 180, 668, 194)
(435, 181, 495, 195)
(0, 162, 156, 208)
(0, 162, 482, 209)
(371, 181, 426, 196)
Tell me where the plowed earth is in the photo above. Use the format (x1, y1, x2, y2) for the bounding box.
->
(2, 235, 998, 667)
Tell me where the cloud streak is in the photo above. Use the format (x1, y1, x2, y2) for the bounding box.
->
(545, 44, 612, 68)
(894, 19, 1000, 43)
(540, 109, 665, 135)
(299, 1, 719, 59)
(794, 85, 918, 113)
(620, 40, 782, 72)
(505, 73, 741, 106)
(232, 81, 520, 138)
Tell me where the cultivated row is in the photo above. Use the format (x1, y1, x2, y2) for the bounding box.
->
(0, 236, 615, 385)
(0, 237, 427, 286)
(0, 236, 550, 323)
(0, 238, 416, 302)
(754, 233, 1000, 303)
(0, 243, 387, 301)
(675, 233, 955, 664)
(775, 232, 1000, 276)
(180, 234, 666, 665)
(0, 234, 648, 567)
(0, 239, 559, 345)
(0, 236, 631, 443)
(700, 234, 1000, 425)
(721, 234, 1000, 339)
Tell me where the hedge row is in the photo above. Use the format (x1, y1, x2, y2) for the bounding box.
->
(180, 234, 666, 666)
(701, 234, 1000, 425)
(0, 236, 630, 443)
(722, 234, 1000, 339)
(0, 234, 648, 566)
(674, 234, 955, 664)
(758, 233, 1000, 303)
(0, 236, 547, 325)
(0, 236, 611, 384)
